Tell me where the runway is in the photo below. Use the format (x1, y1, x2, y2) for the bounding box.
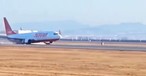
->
(51, 44, 146, 51)
(0, 41, 146, 51)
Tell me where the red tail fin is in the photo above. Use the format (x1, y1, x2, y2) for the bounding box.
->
(3, 17, 16, 35)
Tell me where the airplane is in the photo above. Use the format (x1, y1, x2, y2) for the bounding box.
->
(2, 17, 61, 45)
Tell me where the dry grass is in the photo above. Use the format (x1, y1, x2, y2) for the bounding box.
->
(0, 46, 146, 76)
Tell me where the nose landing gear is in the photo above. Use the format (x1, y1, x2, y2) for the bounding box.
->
(44, 41, 53, 45)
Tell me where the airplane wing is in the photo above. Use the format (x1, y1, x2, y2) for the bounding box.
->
(0, 35, 8, 39)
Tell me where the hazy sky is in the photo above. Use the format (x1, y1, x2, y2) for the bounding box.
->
(0, 0, 146, 27)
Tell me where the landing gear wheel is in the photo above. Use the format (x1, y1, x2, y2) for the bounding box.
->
(45, 43, 51, 45)
(44, 41, 53, 45)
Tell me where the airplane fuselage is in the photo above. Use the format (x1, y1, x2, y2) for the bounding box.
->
(8, 31, 60, 44)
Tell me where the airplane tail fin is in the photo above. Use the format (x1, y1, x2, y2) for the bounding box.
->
(3, 17, 16, 35)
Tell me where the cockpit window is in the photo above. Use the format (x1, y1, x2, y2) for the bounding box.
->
(53, 33, 58, 35)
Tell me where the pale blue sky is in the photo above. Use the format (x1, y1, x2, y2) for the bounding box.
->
(0, 0, 146, 27)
